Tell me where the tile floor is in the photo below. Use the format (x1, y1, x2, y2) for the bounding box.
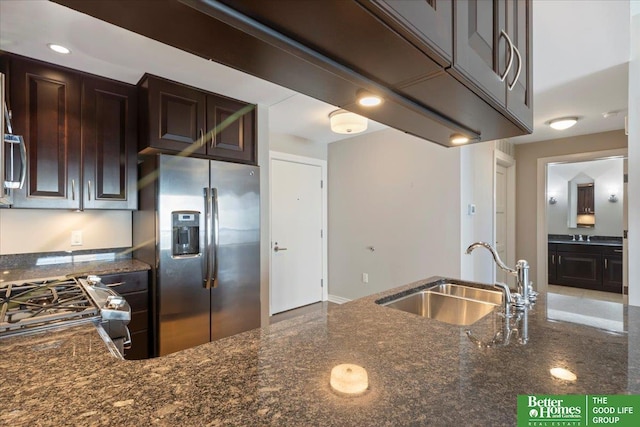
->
(547, 284, 625, 332)
(270, 301, 337, 325)
(547, 284, 624, 304)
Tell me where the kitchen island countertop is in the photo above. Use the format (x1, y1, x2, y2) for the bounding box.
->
(1, 276, 639, 426)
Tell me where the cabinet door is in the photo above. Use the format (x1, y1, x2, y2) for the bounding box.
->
(505, 0, 532, 128)
(548, 244, 557, 284)
(556, 251, 602, 290)
(369, 0, 453, 62)
(82, 77, 138, 209)
(206, 95, 256, 164)
(10, 58, 81, 209)
(454, 0, 507, 106)
(146, 77, 206, 156)
(603, 255, 623, 293)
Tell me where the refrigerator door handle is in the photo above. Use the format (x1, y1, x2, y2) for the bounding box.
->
(211, 187, 220, 288)
(203, 187, 213, 289)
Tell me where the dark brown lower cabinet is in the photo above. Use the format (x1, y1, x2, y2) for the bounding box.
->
(100, 270, 150, 359)
(548, 243, 622, 293)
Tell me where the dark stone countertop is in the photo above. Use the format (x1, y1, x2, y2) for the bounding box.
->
(1, 276, 639, 426)
(548, 239, 623, 247)
(0, 258, 150, 283)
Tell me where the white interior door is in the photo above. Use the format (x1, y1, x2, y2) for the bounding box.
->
(271, 157, 323, 314)
(495, 163, 508, 284)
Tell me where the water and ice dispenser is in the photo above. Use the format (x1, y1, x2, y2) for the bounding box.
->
(172, 211, 200, 257)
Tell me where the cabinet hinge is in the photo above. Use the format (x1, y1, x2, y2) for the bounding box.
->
(321, 229, 323, 238)
(321, 279, 324, 288)
(320, 180, 323, 189)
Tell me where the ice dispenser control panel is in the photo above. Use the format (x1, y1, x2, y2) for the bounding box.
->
(172, 211, 200, 257)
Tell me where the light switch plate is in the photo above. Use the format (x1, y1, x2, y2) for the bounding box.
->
(71, 230, 83, 246)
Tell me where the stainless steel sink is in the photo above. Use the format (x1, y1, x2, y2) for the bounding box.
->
(381, 287, 500, 326)
(428, 283, 504, 305)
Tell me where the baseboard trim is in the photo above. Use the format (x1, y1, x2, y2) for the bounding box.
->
(328, 294, 351, 304)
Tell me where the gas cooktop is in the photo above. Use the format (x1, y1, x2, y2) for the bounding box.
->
(0, 277, 100, 337)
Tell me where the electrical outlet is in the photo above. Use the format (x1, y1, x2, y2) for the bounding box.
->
(362, 273, 369, 284)
(71, 230, 83, 246)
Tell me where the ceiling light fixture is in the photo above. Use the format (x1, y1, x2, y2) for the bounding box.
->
(329, 109, 368, 134)
(47, 43, 71, 54)
(548, 117, 578, 130)
(450, 133, 470, 145)
(356, 90, 382, 107)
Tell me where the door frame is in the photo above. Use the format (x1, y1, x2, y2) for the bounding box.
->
(268, 151, 328, 315)
(535, 148, 628, 294)
(495, 149, 516, 286)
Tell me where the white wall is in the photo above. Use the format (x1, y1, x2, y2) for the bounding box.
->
(328, 128, 463, 301)
(460, 142, 497, 284)
(628, 2, 639, 305)
(547, 158, 624, 236)
(0, 210, 132, 254)
(269, 132, 327, 160)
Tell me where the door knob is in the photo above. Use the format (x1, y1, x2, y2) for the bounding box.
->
(274, 245, 288, 252)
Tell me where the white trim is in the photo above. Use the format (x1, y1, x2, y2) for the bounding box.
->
(495, 148, 516, 287)
(328, 294, 351, 304)
(268, 150, 328, 316)
(535, 148, 628, 294)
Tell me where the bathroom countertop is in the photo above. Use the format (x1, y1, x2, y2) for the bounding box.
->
(548, 239, 622, 247)
(1, 276, 639, 426)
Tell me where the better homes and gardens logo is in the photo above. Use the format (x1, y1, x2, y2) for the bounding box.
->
(518, 395, 640, 426)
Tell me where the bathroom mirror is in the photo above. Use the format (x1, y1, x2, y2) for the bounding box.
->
(567, 174, 595, 228)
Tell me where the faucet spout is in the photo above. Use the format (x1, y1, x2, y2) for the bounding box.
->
(465, 242, 517, 276)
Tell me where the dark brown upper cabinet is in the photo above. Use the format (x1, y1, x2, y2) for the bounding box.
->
(82, 77, 138, 210)
(54, 0, 532, 147)
(8, 57, 81, 209)
(138, 75, 256, 165)
(577, 184, 595, 215)
(3, 53, 138, 210)
(452, 0, 533, 129)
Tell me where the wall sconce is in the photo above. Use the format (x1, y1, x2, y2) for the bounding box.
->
(548, 196, 557, 205)
(608, 194, 618, 203)
(329, 109, 368, 134)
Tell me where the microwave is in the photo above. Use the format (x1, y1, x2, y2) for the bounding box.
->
(1, 72, 26, 206)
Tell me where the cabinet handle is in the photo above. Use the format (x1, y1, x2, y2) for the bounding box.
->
(71, 179, 76, 201)
(499, 30, 515, 82)
(552, 254, 555, 265)
(87, 180, 92, 201)
(199, 128, 204, 147)
(605, 258, 608, 269)
(508, 46, 523, 91)
(210, 129, 215, 149)
(558, 255, 562, 265)
(614, 249, 623, 253)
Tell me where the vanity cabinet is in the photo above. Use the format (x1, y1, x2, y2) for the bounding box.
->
(548, 243, 622, 293)
(3, 53, 138, 210)
(100, 270, 150, 360)
(138, 74, 257, 165)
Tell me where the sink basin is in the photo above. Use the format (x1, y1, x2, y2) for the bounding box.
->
(381, 289, 499, 326)
(428, 283, 504, 305)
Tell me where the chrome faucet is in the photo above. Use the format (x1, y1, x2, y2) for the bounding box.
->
(465, 242, 535, 310)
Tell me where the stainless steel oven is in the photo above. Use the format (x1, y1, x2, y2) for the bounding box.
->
(1, 71, 27, 206)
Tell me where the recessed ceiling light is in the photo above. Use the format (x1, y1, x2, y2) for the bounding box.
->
(357, 90, 382, 107)
(548, 117, 578, 130)
(450, 133, 470, 145)
(47, 44, 71, 54)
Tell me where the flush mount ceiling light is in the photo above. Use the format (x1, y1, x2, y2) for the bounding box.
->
(47, 43, 71, 54)
(356, 90, 383, 107)
(548, 117, 578, 130)
(450, 133, 470, 145)
(329, 109, 368, 134)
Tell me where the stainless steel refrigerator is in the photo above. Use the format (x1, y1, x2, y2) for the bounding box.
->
(134, 154, 260, 356)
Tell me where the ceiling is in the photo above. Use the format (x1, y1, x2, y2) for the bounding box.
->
(0, 0, 631, 145)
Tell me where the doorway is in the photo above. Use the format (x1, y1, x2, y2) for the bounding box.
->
(495, 150, 516, 287)
(269, 151, 327, 315)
